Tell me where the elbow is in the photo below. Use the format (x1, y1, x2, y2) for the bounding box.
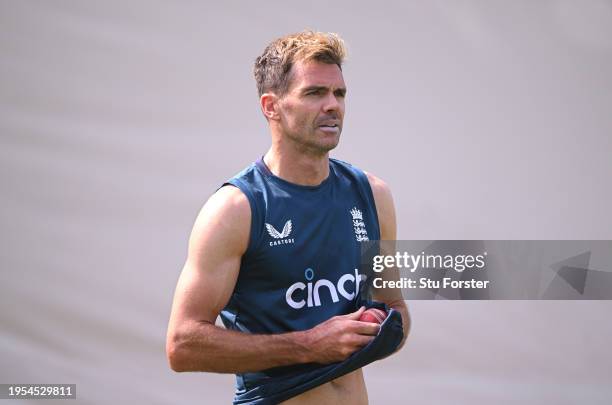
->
(166, 321, 218, 372)
(166, 329, 215, 372)
(166, 340, 188, 372)
(166, 330, 196, 372)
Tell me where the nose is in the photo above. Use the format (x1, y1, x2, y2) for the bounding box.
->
(322, 92, 342, 113)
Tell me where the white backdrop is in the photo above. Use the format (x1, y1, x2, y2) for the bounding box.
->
(1, 1, 612, 404)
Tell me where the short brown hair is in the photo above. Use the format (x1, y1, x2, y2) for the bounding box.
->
(254, 30, 347, 97)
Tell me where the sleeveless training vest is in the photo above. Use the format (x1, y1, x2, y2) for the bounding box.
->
(218, 157, 403, 404)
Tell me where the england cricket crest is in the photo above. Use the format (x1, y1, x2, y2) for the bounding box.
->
(350, 207, 369, 242)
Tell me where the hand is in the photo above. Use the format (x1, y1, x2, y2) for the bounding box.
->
(304, 306, 381, 364)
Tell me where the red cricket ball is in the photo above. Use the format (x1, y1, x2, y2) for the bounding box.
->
(358, 308, 387, 324)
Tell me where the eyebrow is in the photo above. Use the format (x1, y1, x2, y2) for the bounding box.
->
(302, 85, 347, 96)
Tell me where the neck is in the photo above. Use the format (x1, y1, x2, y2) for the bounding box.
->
(263, 142, 330, 187)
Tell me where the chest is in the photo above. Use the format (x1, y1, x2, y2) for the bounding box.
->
(243, 188, 376, 291)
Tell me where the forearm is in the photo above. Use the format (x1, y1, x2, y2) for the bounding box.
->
(168, 321, 312, 373)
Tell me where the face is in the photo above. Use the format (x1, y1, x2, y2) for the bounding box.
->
(275, 60, 346, 154)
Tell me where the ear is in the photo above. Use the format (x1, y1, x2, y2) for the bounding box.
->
(260, 93, 280, 121)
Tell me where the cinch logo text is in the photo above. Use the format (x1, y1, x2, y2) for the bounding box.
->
(285, 268, 364, 309)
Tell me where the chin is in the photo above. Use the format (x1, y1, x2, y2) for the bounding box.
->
(318, 140, 340, 153)
(294, 131, 341, 154)
(317, 133, 340, 150)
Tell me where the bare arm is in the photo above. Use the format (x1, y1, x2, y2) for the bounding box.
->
(166, 186, 379, 374)
(366, 172, 411, 351)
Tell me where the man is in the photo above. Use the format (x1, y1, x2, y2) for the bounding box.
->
(166, 31, 410, 404)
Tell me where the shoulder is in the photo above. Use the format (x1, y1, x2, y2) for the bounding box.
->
(189, 185, 251, 258)
(330, 159, 391, 195)
(198, 185, 251, 226)
(364, 171, 396, 240)
(329, 158, 394, 219)
(364, 171, 393, 207)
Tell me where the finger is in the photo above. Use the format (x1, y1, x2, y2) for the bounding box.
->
(352, 334, 376, 348)
(344, 306, 366, 320)
(349, 320, 381, 336)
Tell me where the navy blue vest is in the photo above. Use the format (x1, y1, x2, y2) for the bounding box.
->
(219, 157, 388, 404)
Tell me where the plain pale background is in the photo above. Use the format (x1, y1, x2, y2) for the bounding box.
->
(1, 1, 611, 404)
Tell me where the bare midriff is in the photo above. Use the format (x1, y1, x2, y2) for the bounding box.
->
(279, 369, 368, 405)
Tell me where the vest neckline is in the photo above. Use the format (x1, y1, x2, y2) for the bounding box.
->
(255, 157, 333, 192)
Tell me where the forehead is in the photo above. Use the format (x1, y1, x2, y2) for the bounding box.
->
(287, 60, 345, 91)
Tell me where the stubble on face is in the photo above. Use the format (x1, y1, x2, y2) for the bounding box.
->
(276, 61, 346, 155)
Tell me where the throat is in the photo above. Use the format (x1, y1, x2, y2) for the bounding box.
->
(263, 150, 330, 187)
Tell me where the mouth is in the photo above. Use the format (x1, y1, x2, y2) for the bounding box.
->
(317, 122, 340, 133)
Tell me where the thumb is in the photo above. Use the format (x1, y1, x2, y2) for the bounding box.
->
(346, 306, 366, 320)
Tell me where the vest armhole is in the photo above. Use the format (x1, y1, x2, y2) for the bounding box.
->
(350, 166, 382, 241)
